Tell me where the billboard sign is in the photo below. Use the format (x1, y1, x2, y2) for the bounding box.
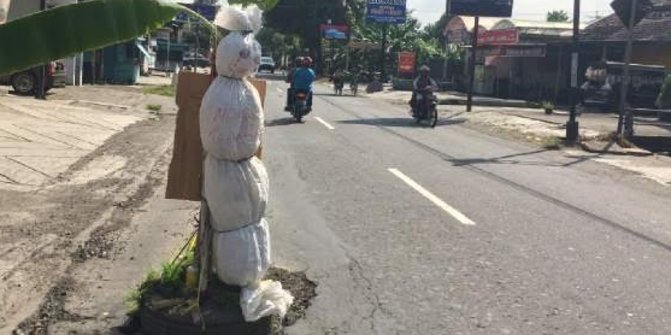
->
(321, 24, 349, 40)
(398, 52, 416, 74)
(478, 29, 519, 45)
(366, 0, 407, 24)
(175, 4, 217, 22)
(450, 0, 514, 18)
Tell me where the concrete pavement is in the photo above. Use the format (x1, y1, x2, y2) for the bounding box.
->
(263, 80, 671, 334)
(0, 84, 182, 333)
(0, 85, 177, 191)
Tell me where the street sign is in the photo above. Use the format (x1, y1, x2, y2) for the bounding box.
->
(611, 0, 653, 28)
(482, 45, 546, 58)
(175, 4, 217, 22)
(398, 52, 416, 75)
(366, 0, 407, 24)
(320, 24, 349, 40)
(450, 0, 514, 18)
(478, 29, 519, 45)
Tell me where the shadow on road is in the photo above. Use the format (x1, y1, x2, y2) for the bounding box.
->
(254, 73, 285, 81)
(447, 149, 563, 167)
(266, 117, 299, 127)
(631, 136, 671, 156)
(339, 117, 466, 128)
(313, 93, 357, 98)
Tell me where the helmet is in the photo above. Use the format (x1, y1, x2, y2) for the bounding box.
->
(302, 57, 313, 67)
(294, 56, 304, 66)
(420, 65, 430, 73)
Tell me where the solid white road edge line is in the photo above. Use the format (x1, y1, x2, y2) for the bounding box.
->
(314, 117, 336, 130)
(388, 168, 476, 226)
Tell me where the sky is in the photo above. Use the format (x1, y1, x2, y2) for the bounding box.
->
(408, 0, 615, 26)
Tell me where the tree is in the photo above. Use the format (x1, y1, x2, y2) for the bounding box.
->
(256, 27, 303, 66)
(547, 10, 570, 22)
(264, 0, 348, 57)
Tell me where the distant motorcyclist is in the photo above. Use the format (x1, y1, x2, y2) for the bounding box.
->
(285, 57, 304, 111)
(292, 57, 316, 112)
(332, 69, 345, 95)
(411, 65, 438, 116)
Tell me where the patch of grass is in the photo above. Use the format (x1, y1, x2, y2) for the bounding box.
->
(124, 248, 195, 315)
(146, 104, 162, 113)
(143, 85, 175, 97)
(124, 269, 160, 315)
(542, 137, 563, 150)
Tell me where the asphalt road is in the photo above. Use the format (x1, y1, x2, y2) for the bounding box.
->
(262, 80, 671, 335)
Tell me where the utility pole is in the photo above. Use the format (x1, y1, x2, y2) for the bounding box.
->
(566, 0, 581, 142)
(381, 23, 388, 82)
(466, 16, 479, 112)
(442, 0, 450, 80)
(35, 0, 47, 100)
(617, 0, 638, 137)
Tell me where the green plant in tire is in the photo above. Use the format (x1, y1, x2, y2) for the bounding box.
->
(541, 101, 555, 114)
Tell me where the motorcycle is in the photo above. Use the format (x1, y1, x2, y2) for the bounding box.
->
(334, 79, 344, 96)
(350, 81, 359, 96)
(413, 87, 438, 128)
(292, 90, 310, 122)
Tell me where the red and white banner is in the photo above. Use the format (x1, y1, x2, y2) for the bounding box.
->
(478, 28, 519, 45)
(398, 52, 416, 74)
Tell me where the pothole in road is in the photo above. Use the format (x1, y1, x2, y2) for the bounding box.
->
(127, 267, 317, 335)
(266, 267, 318, 333)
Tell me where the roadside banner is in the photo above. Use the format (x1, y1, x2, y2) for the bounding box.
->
(478, 28, 518, 45)
(366, 0, 407, 24)
(482, 45, 546, 58)
(398, 52, 416, 75)
(320, 24, 349, 40)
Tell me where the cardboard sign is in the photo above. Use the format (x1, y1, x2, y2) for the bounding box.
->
(165, 72, 267, 201)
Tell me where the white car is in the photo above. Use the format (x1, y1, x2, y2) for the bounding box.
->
(259, 56, 276, 73)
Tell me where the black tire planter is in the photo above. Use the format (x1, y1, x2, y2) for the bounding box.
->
(140, 304, 272, 335)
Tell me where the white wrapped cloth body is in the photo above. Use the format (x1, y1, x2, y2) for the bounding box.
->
(212, 219, 270, 286)
(199, 9, 293, 322)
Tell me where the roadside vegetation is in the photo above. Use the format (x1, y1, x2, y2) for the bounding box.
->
(143, 85, 175, 97)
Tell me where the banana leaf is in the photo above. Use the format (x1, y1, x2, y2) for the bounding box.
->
(0, 0, 215, 76)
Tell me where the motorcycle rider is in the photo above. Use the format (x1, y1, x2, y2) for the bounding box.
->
(285, 56, 304, 111)
(332, 68, 345, 94)
(411, 65, 438, 117)
(292, 57, 316, 112)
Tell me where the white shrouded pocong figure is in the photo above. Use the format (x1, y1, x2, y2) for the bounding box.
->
(199, 4, 293, 322)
